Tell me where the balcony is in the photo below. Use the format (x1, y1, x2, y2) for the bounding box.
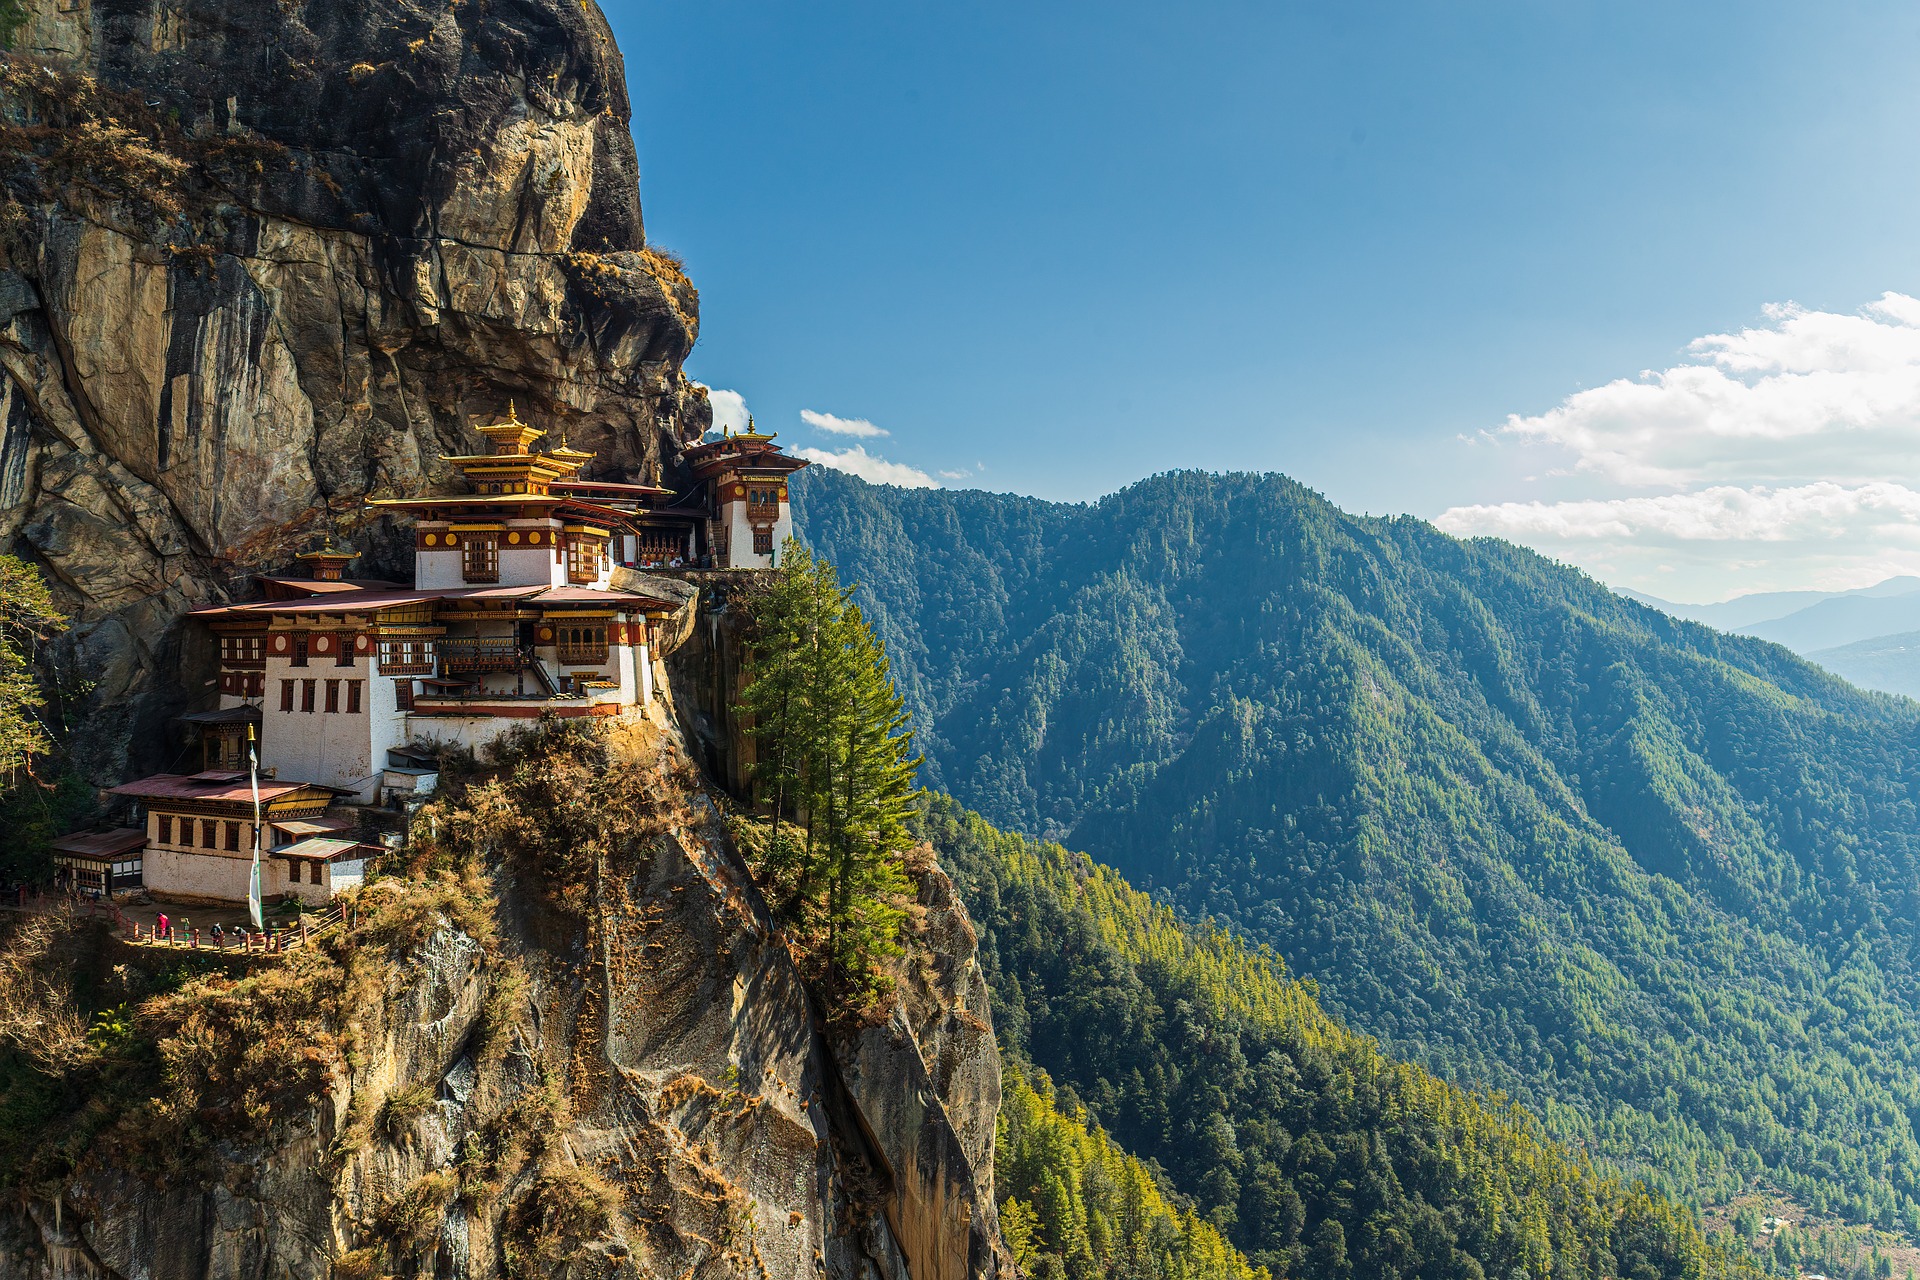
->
(437, 637, 523, 673)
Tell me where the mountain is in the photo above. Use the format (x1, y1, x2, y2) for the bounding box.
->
(1628, 579, 1920, 657)
(920, 793, 1749, 1279)
(1810, 631, 1920, 701)
(793, 464, 1920, 1233)
(1743, 590, 1920, 653)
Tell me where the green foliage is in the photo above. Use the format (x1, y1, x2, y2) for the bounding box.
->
(998, 1062, 1269, 1279)
(740, 541, 917, 1005)
(0, 555, 64, 775)
(798, 465, 1920, 1231)
(922, 793, 1756, 1278)
(0, 769, 96, 882)
(0, 0, 26, 53)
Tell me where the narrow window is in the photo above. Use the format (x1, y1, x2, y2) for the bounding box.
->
(247, 672, 265, 698)
(311, 861, 325, 885)
(302, 679, 317, 713)
(395, 679, 414, 711)
(753, 528, 774, 555)
(291, 633, 309, 667)
(347, 680, 363, 714)
(225, 821, 241, 852)
(280, 679, 295, 712)
(325, 679, 340, 713)
(157, 814, 172, 844)
(336, 633, 355, 666)
(201, 819, 218, 848)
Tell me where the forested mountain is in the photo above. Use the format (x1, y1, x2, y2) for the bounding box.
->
(919, 794, 1746, 1279)
(793, 465, 1920, 1232)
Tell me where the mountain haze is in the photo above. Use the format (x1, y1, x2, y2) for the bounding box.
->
(793, 465, 1920, 1232)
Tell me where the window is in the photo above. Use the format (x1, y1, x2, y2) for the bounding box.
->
(225, 821, 241, 852)
(463, 537, 499, 583)
(280, 679, 295, 712)
(347, 680, 363, 714)
(156, 814, 172, 844)
(325, 679, 340, 713)
(555, 623, 609, 665)
(219, 634, 265, 665)
(310, 861, 324, 885)
(246, 672, 265, 698)
(301, 679, 317, 712)
(567, 538, 605, 584)
(395, 679, 414, 711)
(179, 817, 194, 848)
(753, 527, 774, 556)
(336, 633, 355, 666)
(201, 819, 218, 848)
(378, 639, 435, 675)
(291, 633, 309, 667)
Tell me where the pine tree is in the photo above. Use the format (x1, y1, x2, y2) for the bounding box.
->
(741, 542, 918, 1001)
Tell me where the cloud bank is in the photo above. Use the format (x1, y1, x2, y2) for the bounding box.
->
(1450, 294, 1920, 598)
(705, 387, 752, 436)
(1498, 293, 1920, 487)
(796, 444, 939, 489)
(800, 409, 889, 438)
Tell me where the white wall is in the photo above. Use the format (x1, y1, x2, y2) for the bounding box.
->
(719, 499, 793, 569)
(261, 631, 379, 800)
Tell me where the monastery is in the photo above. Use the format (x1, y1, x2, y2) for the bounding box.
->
(52, 410, 808, 906)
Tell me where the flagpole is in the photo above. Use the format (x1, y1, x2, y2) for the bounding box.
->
(247, 722, 265, 930)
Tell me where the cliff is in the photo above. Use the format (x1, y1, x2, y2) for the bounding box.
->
(0, 720, 1012, 1280)
(0, 0, 705, 781)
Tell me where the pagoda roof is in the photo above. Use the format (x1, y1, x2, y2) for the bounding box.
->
(365, 495, 638, 527)
(108, 773, 346, 804)
(532, 585, 676, 610)
(50, 828, 149, 859)
(178, 706, 263, 726)
(550, 479, 675, 500)
(272, 836, 367, 862)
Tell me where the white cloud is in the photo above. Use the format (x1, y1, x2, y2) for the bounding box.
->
(1436, 483, 1920, 600)
(705, 387, 751, 436)
(1438, 482, 1920, 544)
(801, 409, 889, 438)
(1497, 293, 1920, 487)
(796, 444, 939, 489)
(937, 467, 974, 481)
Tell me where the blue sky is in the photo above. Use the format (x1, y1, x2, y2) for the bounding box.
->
(603, 0, 1920, 601)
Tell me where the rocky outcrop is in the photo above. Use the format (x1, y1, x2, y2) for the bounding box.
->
(0, 726, 1013, 1280)
(0, 0, 708, 781)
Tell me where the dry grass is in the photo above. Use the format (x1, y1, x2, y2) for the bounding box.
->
(502, 1166, 620, 1280)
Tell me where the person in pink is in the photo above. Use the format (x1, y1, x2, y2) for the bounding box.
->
(156, 912, 169, 943)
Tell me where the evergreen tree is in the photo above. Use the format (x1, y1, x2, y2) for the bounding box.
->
(741, 542, 918, 1000)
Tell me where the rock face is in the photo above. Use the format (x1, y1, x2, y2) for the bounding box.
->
(0, 727, 1013, 1280)
(0, 0, 707, 781)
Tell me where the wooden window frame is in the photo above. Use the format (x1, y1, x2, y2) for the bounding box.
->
(336, 633, 355, 667)
(395, 679, 414, 711)
(280, 679, 295, 712)
(555, 622, 609, 665)
(325, 679, 340, 713)
(225, 821, 241, 852)
(291, 632, 310, 667)
(347, 680, 363, 714)
(463, 537, 500, 583)
(301, 679, 317, 713)
(157, 814, 172, 845)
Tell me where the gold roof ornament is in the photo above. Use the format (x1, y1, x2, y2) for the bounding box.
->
(294, 535, 358, 581)
(474, 399, 546, 456)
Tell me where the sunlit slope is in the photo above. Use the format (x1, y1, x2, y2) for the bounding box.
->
(797, 465, 1920, 1230)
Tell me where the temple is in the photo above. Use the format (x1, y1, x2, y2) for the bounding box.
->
(74, 408, 809, 906)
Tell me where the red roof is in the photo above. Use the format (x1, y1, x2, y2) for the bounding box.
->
(532, 586, 675, 609)
(551, 479, 674, 498)
(108, 773, 338, 804)
(50, 828, 149, 859)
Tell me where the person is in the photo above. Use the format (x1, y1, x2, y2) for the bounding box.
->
(156, 911, 169, 943)
(211, 921, 224, 948)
